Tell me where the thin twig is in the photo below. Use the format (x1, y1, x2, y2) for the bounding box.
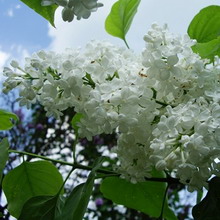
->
(9, 149, 182, 184)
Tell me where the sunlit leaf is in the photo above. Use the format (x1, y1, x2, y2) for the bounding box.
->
(192, 37, 220, 62)
(105, 0, 141, 47)
(188, 5, 220, 43)
(188, 5, 220, 62)
(20, 0, 58, 27)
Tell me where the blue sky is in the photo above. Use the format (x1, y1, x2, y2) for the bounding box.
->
(0, 0, 52, 78)
(0, 0, 49, 52)
(0, 0, 218, 78)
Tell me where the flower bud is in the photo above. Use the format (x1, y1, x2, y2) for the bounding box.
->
(68, 0, 75, 8)
(10, 60, 19, 68)
(62, 7, 74, 22)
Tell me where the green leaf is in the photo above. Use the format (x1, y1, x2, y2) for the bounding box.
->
(105, 0, 141, 46)
(0, 138, 9, 182)
(192, 37, 220, 62)
(57, 157, 104, 220)
(56, 183, 88, 220)
(19, 195, 65, 220)
(20, 0, 58, 27)
(71, 113, 83, 132)
(192, 177, 220, 220)
(0, 109, 18, 130)
(100, 176, 177, 219)
(2, 161, 63, 218)
(188, 5, 220, 43)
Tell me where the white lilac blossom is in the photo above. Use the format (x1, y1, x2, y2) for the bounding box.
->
(3, 24, 220, 191)
(41, 0, 103, 22)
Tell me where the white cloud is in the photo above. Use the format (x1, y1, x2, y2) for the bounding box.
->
(48, 0, 217, 52)
(15, 4, 21, 9)
(6, 4, 21, 18)
(10, 44, 29, 59)
(7, 8, 14, 17)
(48, 0, 118, 52)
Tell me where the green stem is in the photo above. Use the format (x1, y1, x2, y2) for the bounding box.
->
(9, 149, 73, 166)
(74, 162, 117, 175)
(9, 150, 181, 185)
(8, 150, 116, 175)
(17, 66, 28, 74)
(145, 176, 180, 185)
(158, 184, 169, 220)
(123, 38, 130, 49)
(57, 168, 75, 195)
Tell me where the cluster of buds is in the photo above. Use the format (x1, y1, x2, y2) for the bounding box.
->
(41, 0, 103, 22)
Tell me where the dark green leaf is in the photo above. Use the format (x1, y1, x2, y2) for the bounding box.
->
(0, 109, 18, 130)
(192, 177, 220, 220)
(0, 138, 9, 182)
(20, 0, 58, 27)
(192, 37, 220, 62)
(56, 183, 88, 220)
(100, 175, 177, 219)
(19, 195, 64, 220)
(105, 0, 141, 45)
(57, 157, 104, 220)
(71, 113, 83, 132)
(2, 161, 63, 218)
(188, 5, 220, 43)
(0, 212, 3, 218)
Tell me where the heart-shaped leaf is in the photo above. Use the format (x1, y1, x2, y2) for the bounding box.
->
(188, 5, 220, 43)
(105, 0, 141, 47)
(3, 161, 63, 218)
(188, 5, 220, 62)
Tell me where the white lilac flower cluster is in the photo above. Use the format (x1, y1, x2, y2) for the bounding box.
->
(41, 0, 103, 22)
(3, 24, 220, 191)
